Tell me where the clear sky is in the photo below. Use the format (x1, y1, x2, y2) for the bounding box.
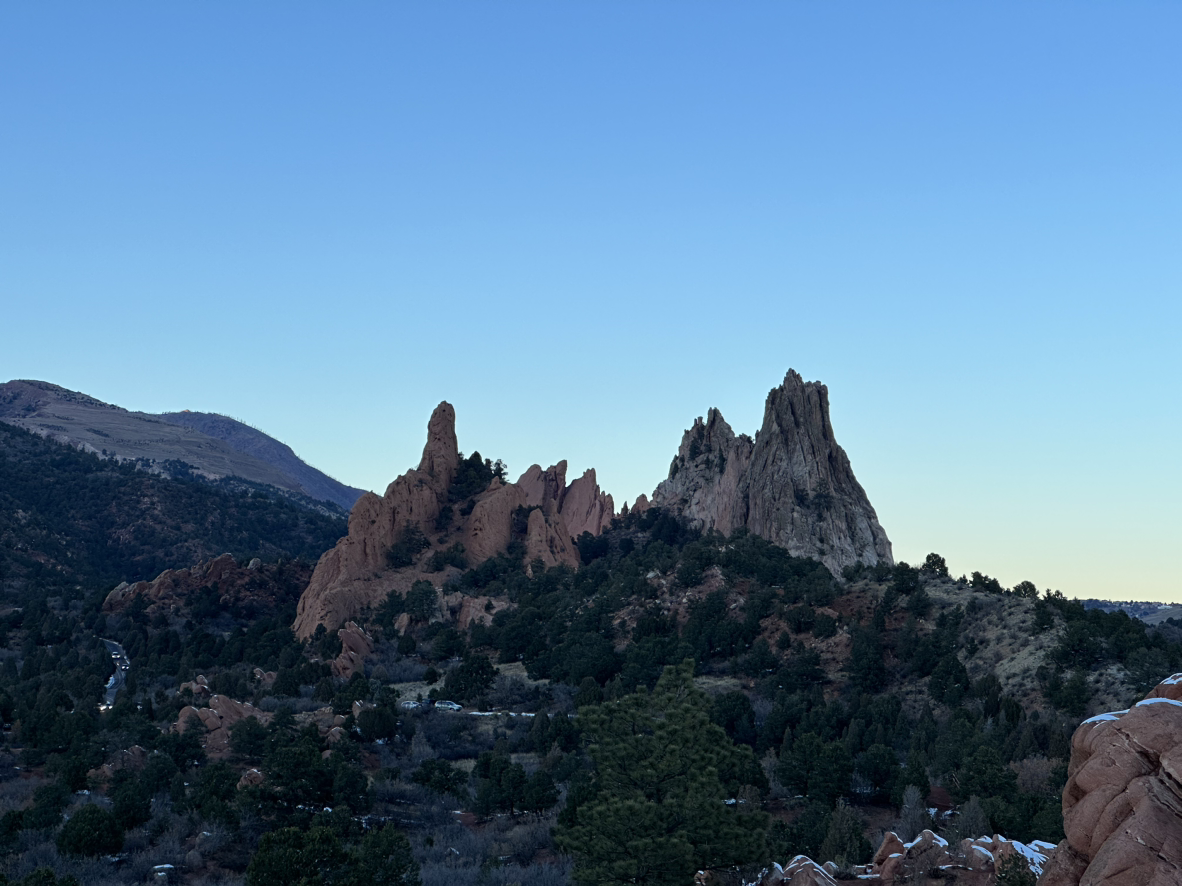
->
(2, 4, 1179, 602)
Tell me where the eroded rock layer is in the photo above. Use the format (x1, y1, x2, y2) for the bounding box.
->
(654, 370, 892, 575)
(293, 403, 611, 638)
(1040, 674, 1182, 886)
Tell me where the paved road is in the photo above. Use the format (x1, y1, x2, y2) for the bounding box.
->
(99, 639, 129, 711)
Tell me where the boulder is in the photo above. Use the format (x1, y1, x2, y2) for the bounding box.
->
(237, 768, 264, 789)
(444, 593, 512, 630)
(173, 695, 270, 755)
(1040, 676, 1182, 886)
(86, 745, 148, 783)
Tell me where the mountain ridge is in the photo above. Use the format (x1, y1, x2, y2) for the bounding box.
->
(0, 379, 364, 512)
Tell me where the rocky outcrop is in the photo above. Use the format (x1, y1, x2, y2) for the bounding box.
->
(518, 462, 570, 515)
(562, 469, 615, 538)
(463, 481, 528, 564)
(749, 830, 1049, 886)
(174, 695, 270, 756)
(330, 622, 373, 679)
(86, 745, 149, 783)
(517, 461, 615, 538)
(293, 403, 587, 638)
(524, 506, 579, 569)
(103, 554, 315, 618)
(292, 403, 459, 638)
(1040, 674, 1182, 886)
(653, 371, 892, 575)
(104, 553, 239, 612)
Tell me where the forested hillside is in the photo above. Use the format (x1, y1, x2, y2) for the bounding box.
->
(0, 421, 346, 599)
(3, 481, 1178, 885)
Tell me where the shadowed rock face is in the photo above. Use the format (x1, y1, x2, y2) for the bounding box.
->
(654, 370, 892, 575)
(292, 403, 609, 638)
(1039, 675, 1182, 886)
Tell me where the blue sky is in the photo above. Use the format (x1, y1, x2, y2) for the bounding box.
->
(2, 3, 1179, 601)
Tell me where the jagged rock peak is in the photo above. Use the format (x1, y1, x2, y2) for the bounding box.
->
(294, 404, 609, 638)
(517, 461, 569, 516)
(516, 461, 615, 537)
(653, 370, 892, 575)
(416, 401, 459, 489)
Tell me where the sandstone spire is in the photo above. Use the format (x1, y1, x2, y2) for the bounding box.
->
(417, 401, 459, 488)
(653, 370, 892, 575)
(293, 403, 592, 638)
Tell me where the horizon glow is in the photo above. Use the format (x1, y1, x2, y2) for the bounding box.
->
(1, 3, 1179, 603)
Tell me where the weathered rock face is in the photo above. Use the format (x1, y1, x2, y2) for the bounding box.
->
(330, 622, 373, 679)
(562, 468, 615, 538)
(654, 370, 892, 575)
(293, 404, 590, 638)
(516, 461, 615, 538)
(1040, 674, 1182, 886)
(463, 481, 528, 564)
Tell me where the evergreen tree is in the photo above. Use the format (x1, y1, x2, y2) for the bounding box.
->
(556, 660, 767, 886)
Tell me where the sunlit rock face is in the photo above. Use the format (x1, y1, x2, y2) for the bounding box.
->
(654, 370, 893, 575)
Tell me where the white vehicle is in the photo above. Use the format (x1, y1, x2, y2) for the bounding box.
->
(399, 700, 421, 711)
(434, 700, 462, 712)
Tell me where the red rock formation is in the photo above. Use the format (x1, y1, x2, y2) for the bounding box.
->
(463, 481, 528, 563)
(293, 403, 459, 638)
(237, 768, 264, 790)
(517, 462, 615, 538)
(104, 554, 235, 612)
(562, 468, 615, 538)
(174, 695, 270, 756)
(86, 745, 149, 783)
(518, 462, 569, 515)
(653, 371, 892, 575)
(103, 554, 315, 618)
(1040, 673, 1182, 886)
(293, 404, 587, 638)
(330, 621, 373, 679)
(525, 506, 579, 569)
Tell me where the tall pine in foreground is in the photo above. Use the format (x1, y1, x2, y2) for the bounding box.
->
(557, 660, 767, 886)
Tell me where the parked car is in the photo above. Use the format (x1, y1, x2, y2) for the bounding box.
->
(399, 700, 422, 711)
(434, 700, 462, 712)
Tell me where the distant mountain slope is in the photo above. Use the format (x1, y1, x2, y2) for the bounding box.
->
(157, 411, 363, 511)
(1081, 598, 1182, 626)
(0, 380, 364, 512)
(0, 420, 345, 596)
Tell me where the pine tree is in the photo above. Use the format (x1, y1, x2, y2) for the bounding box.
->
(556, 660, 767, 886)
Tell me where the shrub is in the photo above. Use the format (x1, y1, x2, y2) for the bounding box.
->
(57, 804, 123, 856)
